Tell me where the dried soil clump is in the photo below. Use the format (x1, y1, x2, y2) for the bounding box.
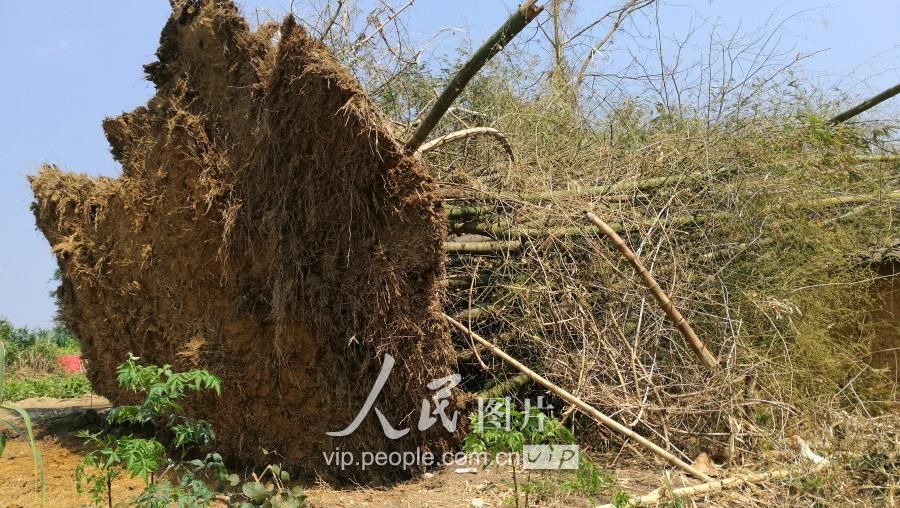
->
(29, 0, 458, 482)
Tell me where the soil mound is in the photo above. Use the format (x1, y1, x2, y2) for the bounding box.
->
(30, 0, 458, 482)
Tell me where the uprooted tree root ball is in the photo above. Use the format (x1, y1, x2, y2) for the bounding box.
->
(29, 0, 461, 482)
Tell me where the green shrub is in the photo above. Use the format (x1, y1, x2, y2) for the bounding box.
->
(77, 354, 221, 507)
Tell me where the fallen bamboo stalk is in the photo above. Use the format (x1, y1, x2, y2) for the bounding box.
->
(828, 83, 900, 125)
(585, 211, 719, 372)
(449, 190, 900, 240)
(440, 168, 721, 204)
(405, 1, 543, 152)
(853, 154, 900, 164)
(478, 373, 530, 398)
(802, 190, 900, 208)
(597, 469, 792, 507)
(451, 306, 490, 321)
(599, 437, 829, 507)
(418, 127, 515, 162)
(441, 273, 495, 290)
(516, 169, 723, 202)
(444, 314, 713, 481)
(444, 240, 522, 254)
(446, 205, 496, 221)
(451, 213, 713, 240)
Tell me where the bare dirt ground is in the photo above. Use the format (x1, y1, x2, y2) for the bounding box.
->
(0, 396, 147, 508)
(4, 396, 887, 507)
(0, 396, 661, 507)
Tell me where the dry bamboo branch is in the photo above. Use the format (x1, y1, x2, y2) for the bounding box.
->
(585, 211, 719, 372)
(404, 1, 543, 152)
(444, 314, 713, 481)
(828, 83, 900, 124)
(418, 127, 515, 162)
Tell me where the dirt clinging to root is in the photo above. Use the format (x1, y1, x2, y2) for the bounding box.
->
(29, 0, 459, 482)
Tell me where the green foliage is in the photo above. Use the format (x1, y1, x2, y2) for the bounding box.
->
(1, 318, 80, 379)
(75, 354, 305, 507)
(77, 354, 222, 507)
(132, 452, 241, 508)
(237, 464, 308, 508)
(0, 338, 46, 505)
(2, 373, 90, 401)
(462, 401, 574, 454)
(562, 459, 614, 497)
(76, 431, 165, 506)
(107, 353, 220, 451)
(610, 490, 631, 508)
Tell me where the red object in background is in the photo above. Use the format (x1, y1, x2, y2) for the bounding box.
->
(57, 354, 83, 374)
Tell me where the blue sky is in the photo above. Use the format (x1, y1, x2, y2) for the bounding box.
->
(1, 0, 898, 329)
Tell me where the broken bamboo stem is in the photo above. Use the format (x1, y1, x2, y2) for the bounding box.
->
(418, 127, 515, 162)
(828, 83, 900, 125)
(405, 1, 543, 152)
(444, 314, 713, 481)
(449, 190, 900, 241)
(585, 211, 719, 372)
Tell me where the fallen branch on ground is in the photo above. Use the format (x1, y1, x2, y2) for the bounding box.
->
(478, 373, 530, 398)
(853, 154, 900, 164)
(441, 169, 722, 203)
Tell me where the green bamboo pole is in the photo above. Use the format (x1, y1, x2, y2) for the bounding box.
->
(444, 240, 522, 254)
(478, 373, 530, 398)
(405, 1, 543, 152)
(828, 83, 900, 125)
